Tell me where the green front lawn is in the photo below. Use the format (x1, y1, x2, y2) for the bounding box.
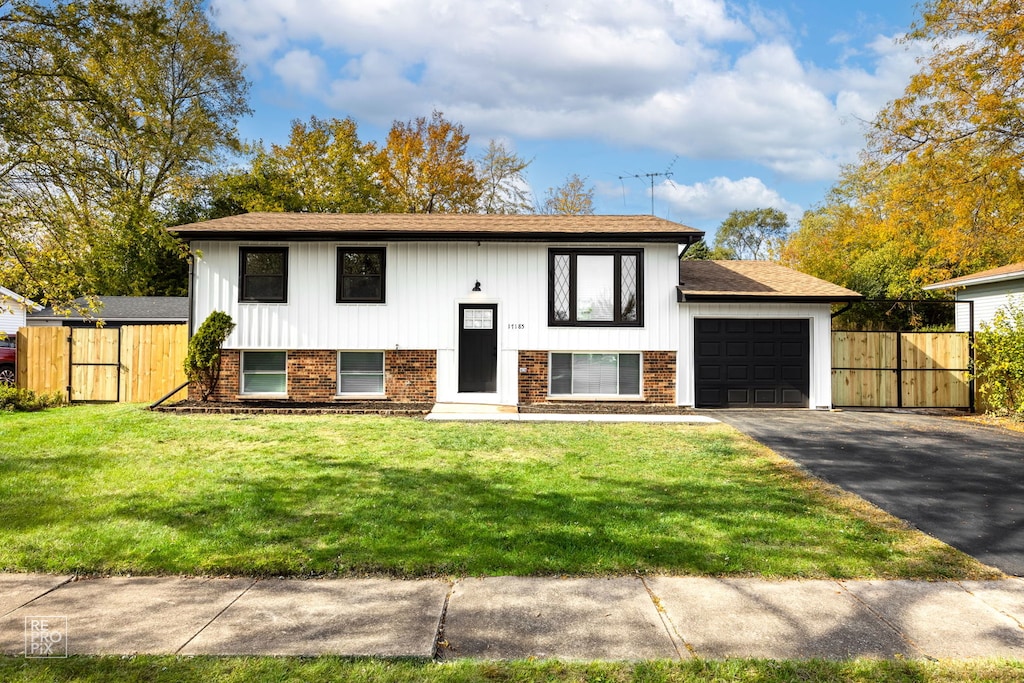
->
(3, 656, 1024, 683)
(0, 404, 993, 578)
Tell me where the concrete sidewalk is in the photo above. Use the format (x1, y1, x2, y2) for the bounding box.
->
(3, 574, 1024, 660)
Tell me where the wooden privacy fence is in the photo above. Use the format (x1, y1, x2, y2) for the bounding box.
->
(16, 324, 189, 403)
(832, 331, 971, 409)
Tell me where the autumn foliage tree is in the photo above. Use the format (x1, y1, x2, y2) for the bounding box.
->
(784, 0, 1024, 302)
(540, 174, 595, 215)
(0, 0, 250, 308)
(373, 110, 481, 213)
(207, 116, 382, 215)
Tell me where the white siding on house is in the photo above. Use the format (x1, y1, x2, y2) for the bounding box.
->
(0, 303, 27, 336)
(954, 283, 1023, 331)
(677, 302, 834, 409)
(191, 240, 682, 405)
(0, 286, 36, 335)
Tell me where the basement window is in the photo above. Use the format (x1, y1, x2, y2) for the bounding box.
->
(337, 351, 385, 396)
(549, 352, 641, 398)
(241, 351, 287, 395)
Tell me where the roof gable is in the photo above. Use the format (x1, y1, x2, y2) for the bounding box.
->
(169, 212, 704, 243)
(677, 260, 862, 302)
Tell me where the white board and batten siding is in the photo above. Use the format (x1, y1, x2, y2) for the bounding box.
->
(952, 283, 1023, 332)
(0, 287, 38, 336)
(676, 302, 835, 409)
(191, 240, 682, 405)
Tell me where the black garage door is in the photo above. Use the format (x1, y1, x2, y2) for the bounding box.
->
(694, 318, 809, 408)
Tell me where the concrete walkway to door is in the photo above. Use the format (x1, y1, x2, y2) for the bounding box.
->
(711, 410, 1024, 576)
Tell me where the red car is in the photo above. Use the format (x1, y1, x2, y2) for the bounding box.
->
(0, 335, 15, 385)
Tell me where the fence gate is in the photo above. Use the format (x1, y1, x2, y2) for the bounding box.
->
(69, 327, 121, 402)
(832, 331, 972, 409)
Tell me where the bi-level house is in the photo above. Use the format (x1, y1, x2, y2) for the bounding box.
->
(172, 213, 860, 409)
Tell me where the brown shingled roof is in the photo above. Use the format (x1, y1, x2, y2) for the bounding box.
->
(170, 212, 704, 243)
(678, 260, 862, 302)
(923, 262, 1024, 290)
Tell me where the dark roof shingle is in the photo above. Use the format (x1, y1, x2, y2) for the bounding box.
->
(31, 296, 188, 323)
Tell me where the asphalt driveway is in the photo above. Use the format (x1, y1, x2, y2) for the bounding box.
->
(712, 410, 1024, 576)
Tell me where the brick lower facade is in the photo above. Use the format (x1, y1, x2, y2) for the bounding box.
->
(517, 350, 676, 405)
(190, 349, 436, 403)
(385, 349, 437, 402)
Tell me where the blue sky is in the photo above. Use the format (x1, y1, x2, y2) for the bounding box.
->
(208, 0, 924, 235)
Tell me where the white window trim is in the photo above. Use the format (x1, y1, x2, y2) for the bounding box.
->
(238, 350, 288, 398)
(336, 350, 386, 398)
(547, 351, 644, 400)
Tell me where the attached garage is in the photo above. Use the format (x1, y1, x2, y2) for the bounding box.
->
(694, 318, 809, 407)
(677, 261, 862, 409)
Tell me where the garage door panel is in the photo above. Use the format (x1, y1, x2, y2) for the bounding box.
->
(727, 365, 749, 380)
(781, 365, 803, 380)
(698, 388, 722, 405)
(698, 341, 721, 356)
(781, 388, 805, 404)
(780, 341, 804, 357)
(694, 318, 809, 408)
(725, 342, 748, 356)
(727, 388, 750, 403)
(698, 365, 721, 380)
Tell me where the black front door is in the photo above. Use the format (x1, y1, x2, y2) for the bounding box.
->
(458, 303, 498, 393)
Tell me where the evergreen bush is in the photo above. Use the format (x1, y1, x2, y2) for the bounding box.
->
(184, 311, 235, 401)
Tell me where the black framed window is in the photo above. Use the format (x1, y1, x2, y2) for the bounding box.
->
(240, 247, 288, 303)
(548, 249, 642, 326)
(337, 248, 386, 303)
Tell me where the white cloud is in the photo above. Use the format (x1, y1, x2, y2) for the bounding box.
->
(272, 49, 326, 95)
(656, 176, 802, 226)
(210, 0, 924, 181)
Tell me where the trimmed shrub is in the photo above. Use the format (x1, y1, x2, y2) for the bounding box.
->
(184, 311, 235, 401)
(0, 385, 66, 412)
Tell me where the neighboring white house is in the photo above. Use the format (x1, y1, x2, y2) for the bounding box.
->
(173, 213, 861, 409)
(923, 262, 1024, 332)
(0, 286, 41, 336)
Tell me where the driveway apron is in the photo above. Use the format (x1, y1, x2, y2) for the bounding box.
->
(710, 410, 1024, 576)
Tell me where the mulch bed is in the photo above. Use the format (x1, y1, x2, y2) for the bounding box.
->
(153, 400, 434, 416)
(154, 400, 696, 416)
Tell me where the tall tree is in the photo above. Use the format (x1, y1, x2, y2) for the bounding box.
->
(476, 139, 533, 214)
(0, 0, 249, 307)
(540, 173, 595, 215)
(713, 208, 789, 260)
(785, 0, 1024, 302)
(372, 110, 481, 213)
(203, 116, 381, 216)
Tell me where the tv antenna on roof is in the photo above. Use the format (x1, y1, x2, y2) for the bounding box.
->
(618, 171, 673, 215)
